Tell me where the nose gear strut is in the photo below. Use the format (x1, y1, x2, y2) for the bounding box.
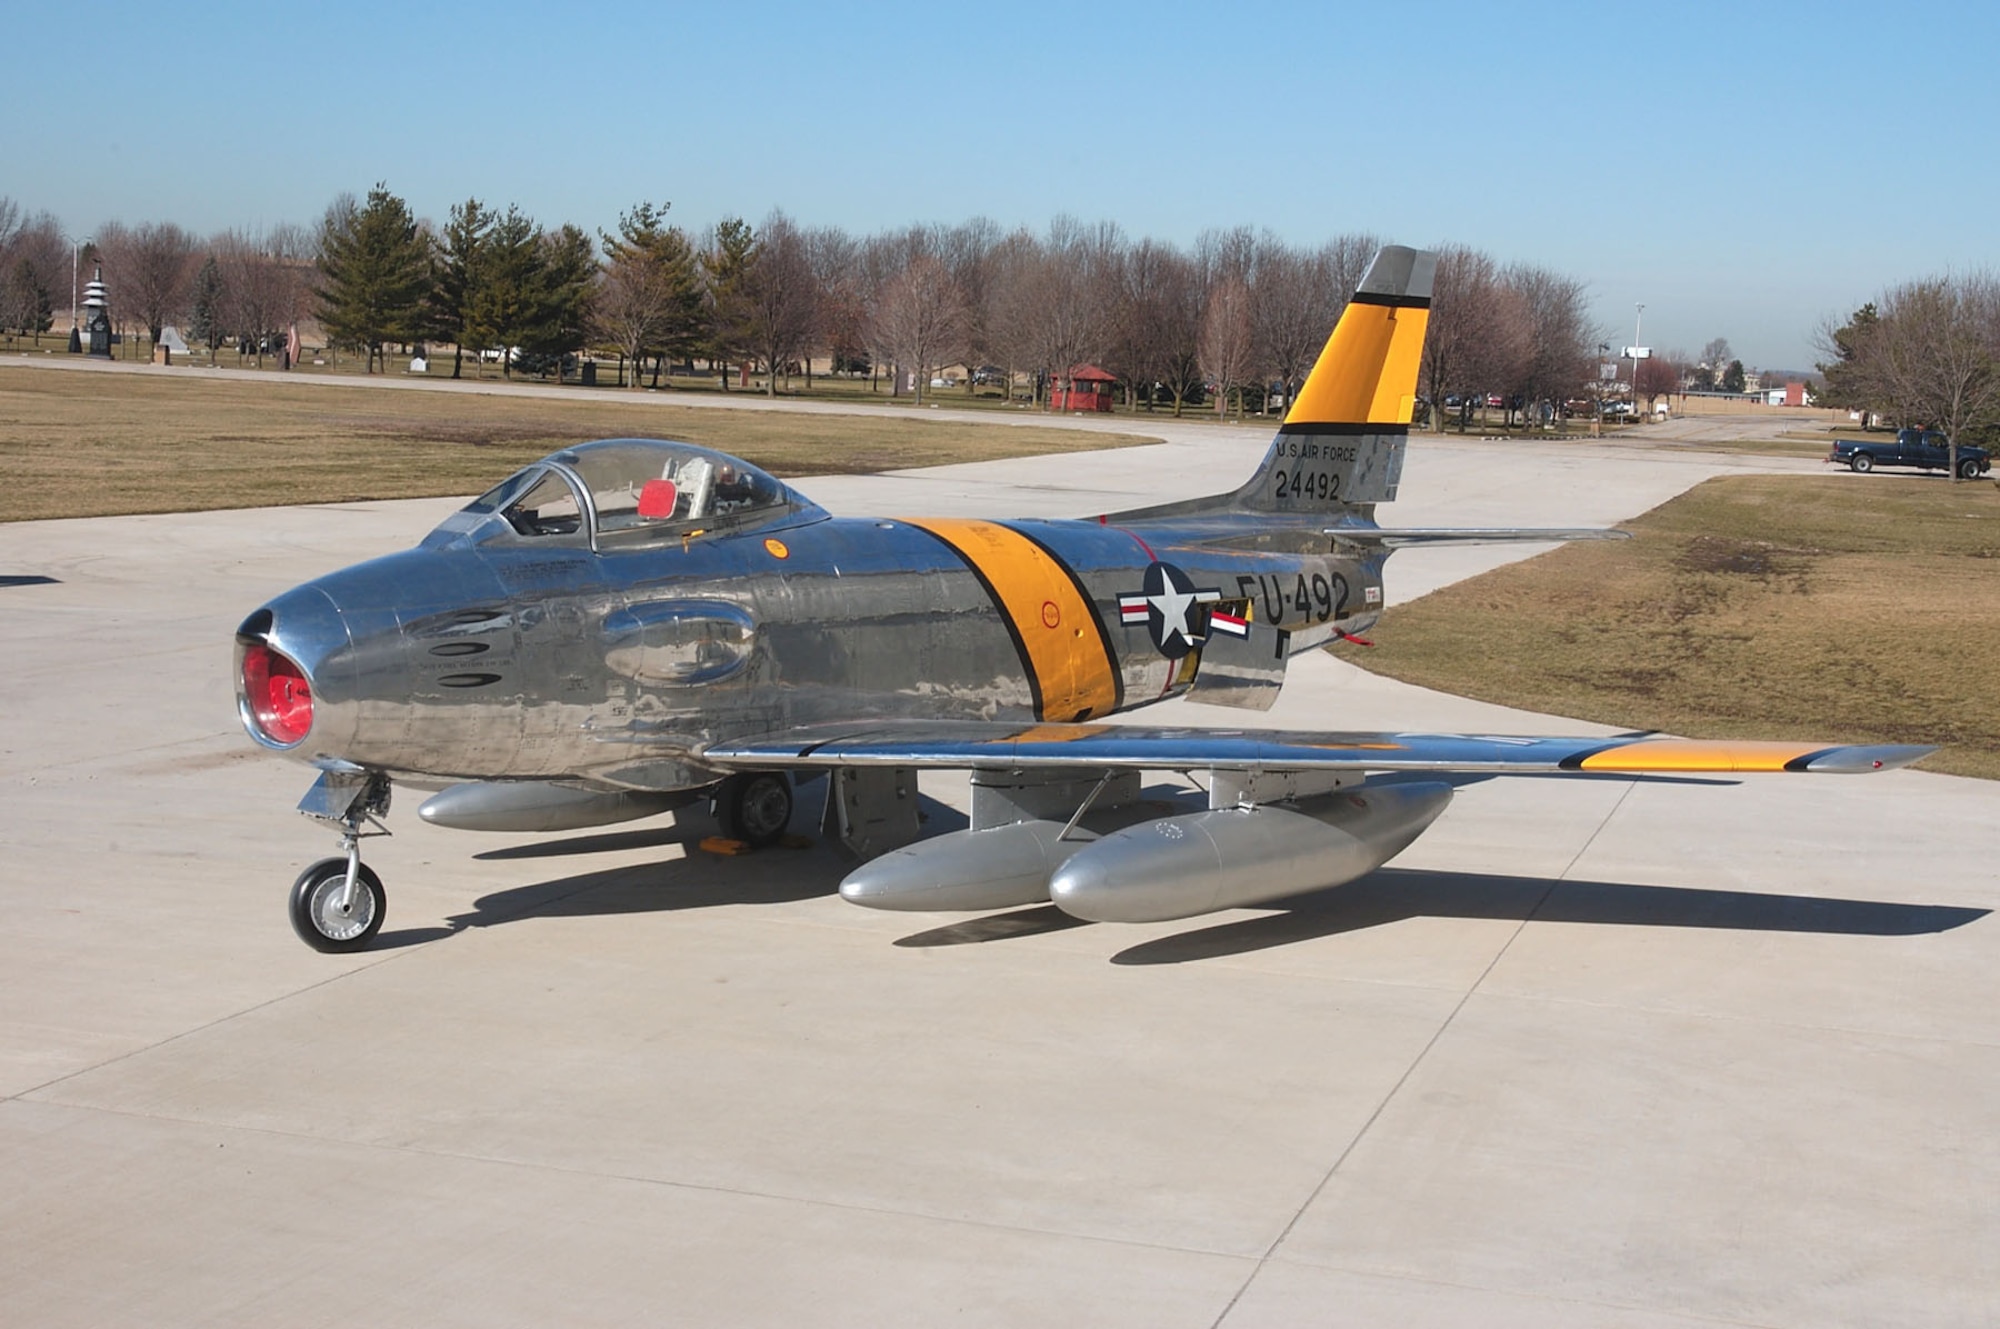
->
(288, 769, 393, 952)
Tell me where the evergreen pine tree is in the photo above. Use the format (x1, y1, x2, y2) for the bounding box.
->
(705, 217, 758, 389)
(188, 255, 225, 356)
(429, 198, 493, 378)
(523, 223, 596, 374)
(316, 185, 431, 373)
(4, 257, 53, 338)
(596, 202, 708, 387)
(465, 205, 541, 378)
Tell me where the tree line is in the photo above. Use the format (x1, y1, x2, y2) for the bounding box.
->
(1817, 272, 2000, 480)
(4, 186, 1607, 426)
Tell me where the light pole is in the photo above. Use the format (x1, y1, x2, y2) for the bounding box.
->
(64, 234, 87, 352)
(1630, 303, 1644, 405)
(1595, 342, 1610, 437)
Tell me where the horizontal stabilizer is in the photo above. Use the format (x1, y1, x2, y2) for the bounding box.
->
(1327, 527, 1631, 548)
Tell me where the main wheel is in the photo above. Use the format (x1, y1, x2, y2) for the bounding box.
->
(1960, 458, 1982, 480)
(289, 858, 386, 953)
(712, 772, 794, 848)
(1850, 453, 1873, 472)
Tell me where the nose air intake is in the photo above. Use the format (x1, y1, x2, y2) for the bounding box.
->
(241, 638, 314, 746)
(235, 587, 354, 754)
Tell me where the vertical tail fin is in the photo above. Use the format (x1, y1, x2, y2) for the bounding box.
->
(1237, 245, 1435, 514)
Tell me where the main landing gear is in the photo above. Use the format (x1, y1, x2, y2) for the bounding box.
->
(290, 770, 393, 953)
(710, 770, 794, 848)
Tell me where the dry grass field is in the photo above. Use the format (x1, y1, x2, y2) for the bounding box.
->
(0, 367, 1156, 522)
(1346, 474, 2000, 778)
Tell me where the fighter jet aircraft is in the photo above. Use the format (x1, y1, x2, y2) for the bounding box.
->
(237, 246, 1930, 951)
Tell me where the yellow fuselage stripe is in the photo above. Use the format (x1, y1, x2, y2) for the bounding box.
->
(1284, 302, 1430, 428)
(1578, 740, 1822, 773)
(904, 518, 1120, 722)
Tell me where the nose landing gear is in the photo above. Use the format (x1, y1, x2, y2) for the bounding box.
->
(290, 770, 393, 953)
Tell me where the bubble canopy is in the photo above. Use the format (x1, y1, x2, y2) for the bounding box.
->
(452, 438, 823, 549)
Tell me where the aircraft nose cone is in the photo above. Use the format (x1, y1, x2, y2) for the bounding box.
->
(236, 584, 356, 756)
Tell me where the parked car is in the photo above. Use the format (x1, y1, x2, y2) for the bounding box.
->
(1827, 429, 1991, 479)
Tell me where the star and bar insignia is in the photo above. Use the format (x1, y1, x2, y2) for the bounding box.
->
(1117, 561, 1223, 659)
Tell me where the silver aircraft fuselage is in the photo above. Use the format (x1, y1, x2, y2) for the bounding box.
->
(238, 438, 1384, 793)
(239, 245, 1935, 953)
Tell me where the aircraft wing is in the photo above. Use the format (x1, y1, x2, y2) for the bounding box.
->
(702, 721, 1932, 776)
(1327, 527, 1633, 548)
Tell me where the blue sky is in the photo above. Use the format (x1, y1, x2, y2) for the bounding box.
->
(12, 0, 1994, 369)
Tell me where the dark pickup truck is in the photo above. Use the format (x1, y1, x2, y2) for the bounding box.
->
(1828, 428, 1991, 479)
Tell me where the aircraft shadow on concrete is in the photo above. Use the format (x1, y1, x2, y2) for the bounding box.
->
(388, 787, 944, 946)
(377, 795, 1988, 959)
(891, 868, 1989, 962)
(1102, 869, 1990, 966)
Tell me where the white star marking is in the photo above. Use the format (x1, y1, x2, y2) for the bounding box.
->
(1148, 584, 1199, 646)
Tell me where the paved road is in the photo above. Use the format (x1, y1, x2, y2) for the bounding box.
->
(1, 416, 1993, 1327)
(0, 352, 1834, 449)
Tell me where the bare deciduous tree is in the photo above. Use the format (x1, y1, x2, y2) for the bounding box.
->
(0, 209, 65, 340)
(742, 210, 818, 397)
(872, 256, 967, 407)
(1104, 238, 1201, 414)
(1250, 232, 1379, 413)
(1319, 233, 1380, 311)
(1634, 353, 1682, 415)
(805, 225, 863, 387)
(940, 217, 1001, 393)
(1420, 244, 1530, 431)
(1502, 264, 1598, 428)
(1198, 276, 1255, 419)
(96, 220, 198, 344)
(1003, 216, 1121, 409)
(1252, 238, 1326, 411)
(1870, 274, 2000, 480)
(593, 202, 705, 388)
(216, 225, 311, 366)
(978, 227, 1042, 402)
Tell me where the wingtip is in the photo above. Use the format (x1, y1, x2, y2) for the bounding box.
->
(1796, 745, 1937, 774)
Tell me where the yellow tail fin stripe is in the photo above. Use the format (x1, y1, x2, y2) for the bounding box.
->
(904, 518, 1120, 722)
(1285, 303, 1430, 428)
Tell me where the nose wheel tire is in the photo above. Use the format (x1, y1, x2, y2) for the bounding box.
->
(713, 772, 794, 848)
(289, 858, 387, 953)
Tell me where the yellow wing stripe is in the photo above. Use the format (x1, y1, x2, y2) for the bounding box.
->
(904, 518, 1120, 723)
(1576, 740, 1826, 774)
(1284, 302, 1430, 428)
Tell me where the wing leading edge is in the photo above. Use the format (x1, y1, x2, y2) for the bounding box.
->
(703, 721, 1932, 777)
(1327, 527, 1633, 549)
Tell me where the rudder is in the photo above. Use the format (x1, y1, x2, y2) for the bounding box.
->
(1237, 245, 1435, 515)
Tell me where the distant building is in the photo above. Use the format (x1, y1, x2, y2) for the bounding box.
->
(1050, 364, 1117, 413)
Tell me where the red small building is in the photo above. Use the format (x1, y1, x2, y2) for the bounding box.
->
(1049, 363, 1117, 412)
